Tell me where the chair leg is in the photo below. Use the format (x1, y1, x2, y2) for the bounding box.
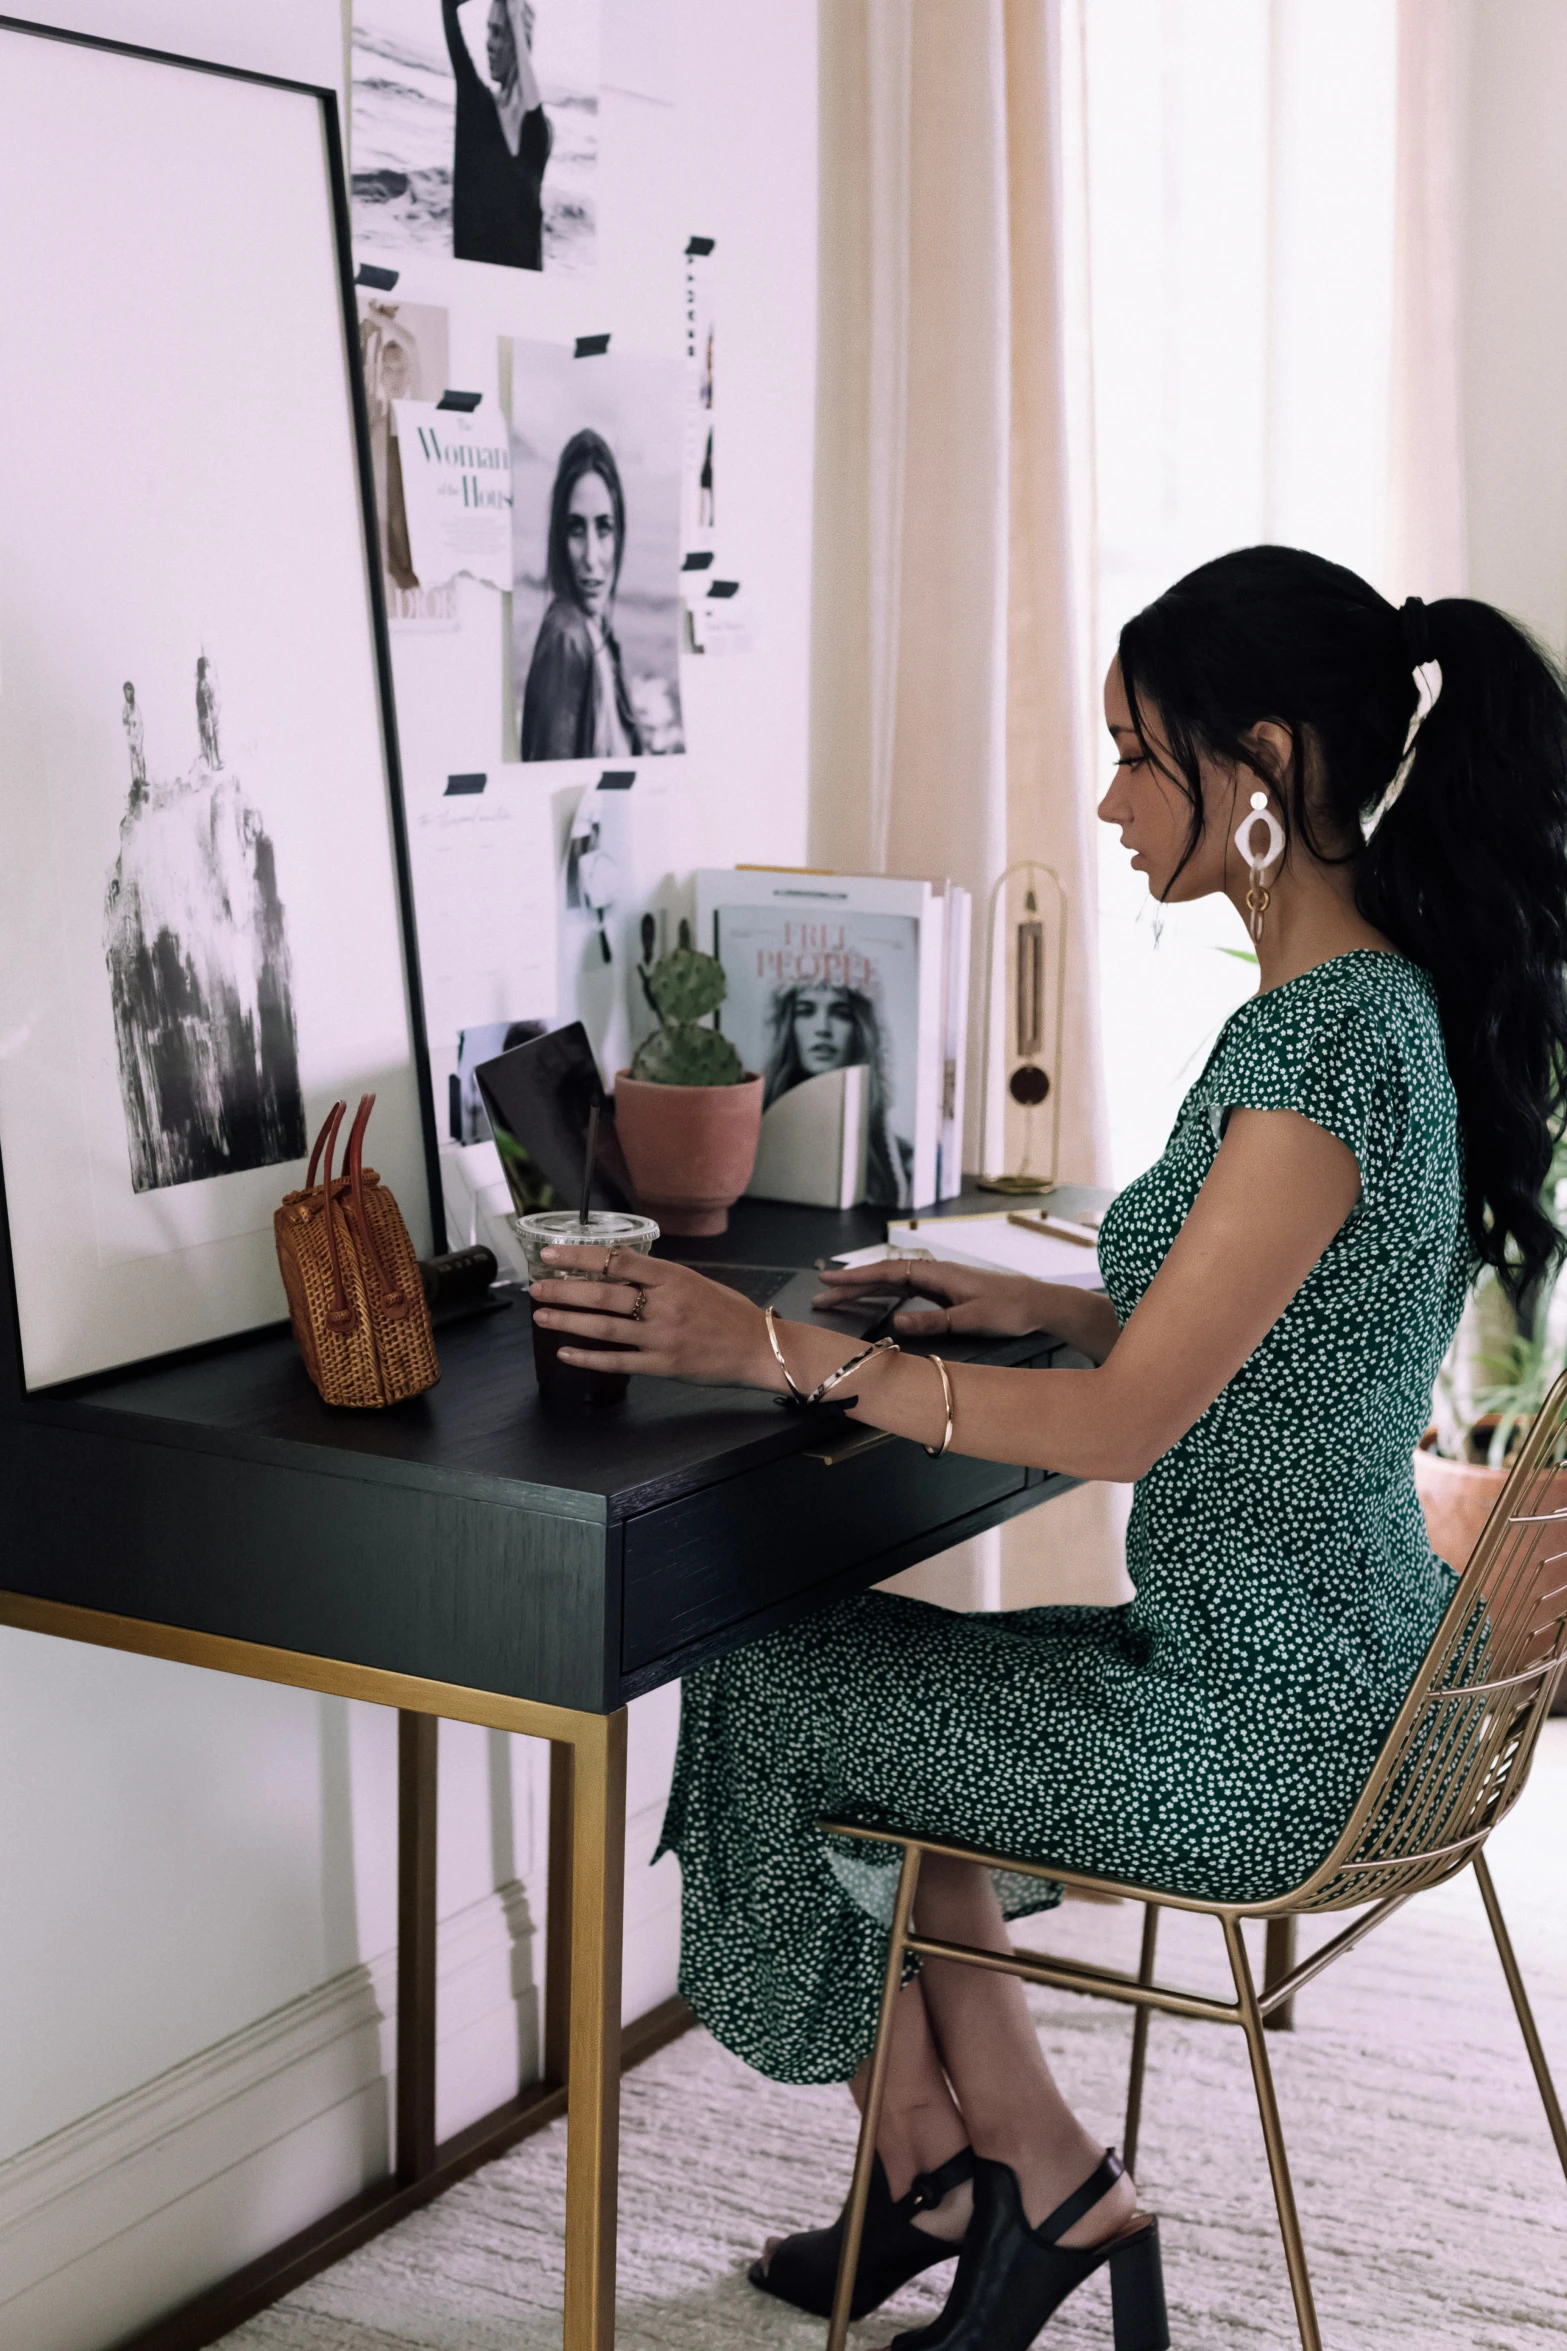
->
(827, 1843, 924, 2351)
(1263, 1916, 1298, 2033)
(1474, 1850, 1567, 2181)
(1123, 1902, 1160, 2175)
(1223, 1917, 1321, 2351)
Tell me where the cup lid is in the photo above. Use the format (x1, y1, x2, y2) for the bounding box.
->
(509, 1208, 659, 1240)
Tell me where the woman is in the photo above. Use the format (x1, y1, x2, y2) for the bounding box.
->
(529, 548, 1567, 2347)
(763, 980, 914, 1207)
(520, 429, 643, 762)
(443, 0, 551, 272)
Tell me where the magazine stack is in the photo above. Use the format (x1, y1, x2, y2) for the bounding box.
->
(693, 868, 972, 1211)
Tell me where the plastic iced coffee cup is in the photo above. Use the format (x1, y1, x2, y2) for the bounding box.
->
(510, 1209, 660, 1411)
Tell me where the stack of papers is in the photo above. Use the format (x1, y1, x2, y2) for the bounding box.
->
(836, 1211, 1105, 1290)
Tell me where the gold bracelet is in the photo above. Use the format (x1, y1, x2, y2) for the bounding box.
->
(808, 1333, 899, 1407)
(923, 1354, 954, 1457)
(764, 1304, 809, 1404)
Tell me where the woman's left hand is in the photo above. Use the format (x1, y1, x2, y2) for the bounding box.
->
(530, 1247, 779, 1389)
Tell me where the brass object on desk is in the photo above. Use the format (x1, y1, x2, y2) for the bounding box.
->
(977, 861, 1068, 1197)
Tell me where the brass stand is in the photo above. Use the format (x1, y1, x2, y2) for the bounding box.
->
(0, 1595, 683, 2351)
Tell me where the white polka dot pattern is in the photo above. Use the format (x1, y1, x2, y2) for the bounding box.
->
(656, 952, 1472, 2084)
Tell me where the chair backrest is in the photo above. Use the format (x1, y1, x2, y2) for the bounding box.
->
(1301, 1366, 1567, 1911)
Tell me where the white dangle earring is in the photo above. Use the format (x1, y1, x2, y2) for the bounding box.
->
(1233, 789, 1285, 943)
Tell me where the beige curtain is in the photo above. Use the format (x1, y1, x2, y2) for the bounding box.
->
(812, 0, 1127, 1609)
(1389, 0, 1467, 600)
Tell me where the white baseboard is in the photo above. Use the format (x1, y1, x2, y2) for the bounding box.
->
(0, 1878, 540, 2351)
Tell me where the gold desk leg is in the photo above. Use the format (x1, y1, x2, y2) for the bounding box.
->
(558, 1710, 628, 2351)
(1224, 1917, 1320, 2351)
(397, 1711, 439, 2183)
(1264, 1916, 1298, 2033)
(827, 1844, 923, 2351)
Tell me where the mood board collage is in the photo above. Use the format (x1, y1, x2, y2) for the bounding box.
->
(350, 2, 973, 1282)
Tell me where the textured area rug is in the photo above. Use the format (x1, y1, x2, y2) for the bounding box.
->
(224, 1727, 1567, 2350)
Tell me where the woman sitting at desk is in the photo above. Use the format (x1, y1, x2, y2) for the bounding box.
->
(529, 546, 1567, 2348)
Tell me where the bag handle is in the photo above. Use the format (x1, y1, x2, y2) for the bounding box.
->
(305, 1099, 344, 1194)
(309, 1100, 356, 1334)
(343, 1092, 410, 1318)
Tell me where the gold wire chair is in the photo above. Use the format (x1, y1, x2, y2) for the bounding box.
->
(823, 1370, 1567, 2351)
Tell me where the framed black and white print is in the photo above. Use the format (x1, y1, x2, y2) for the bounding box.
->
(0, 18, 441, 1389)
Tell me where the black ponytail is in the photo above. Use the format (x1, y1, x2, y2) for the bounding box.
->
(1118, 545, 1567, 1305)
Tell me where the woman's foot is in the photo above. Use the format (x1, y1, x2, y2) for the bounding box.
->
(755, 2165, 972, 2279)
(750, 2147, 976, 2319)
(884, 2152, 1169, 2351)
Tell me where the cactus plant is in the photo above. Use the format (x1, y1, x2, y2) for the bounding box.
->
(630, 922, 746, 1085)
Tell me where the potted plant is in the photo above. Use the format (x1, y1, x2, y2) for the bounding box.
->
(613, 923, 763, 1235)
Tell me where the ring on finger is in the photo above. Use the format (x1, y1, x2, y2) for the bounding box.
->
(630, 1285, 648, 1323)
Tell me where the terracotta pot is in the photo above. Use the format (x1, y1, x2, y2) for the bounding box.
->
(1413, 1427, 1511, 1572)
(613, 1071, 763, 1236)
(1414, 1426, 1567, 1716)
(1415, 1420, 1567, 1565)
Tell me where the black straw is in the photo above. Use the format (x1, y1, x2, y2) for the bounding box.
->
(579, 1104, 598, 1232)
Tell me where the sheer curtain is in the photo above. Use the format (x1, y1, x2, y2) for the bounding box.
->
(812, 0, 1119, 1607)
(1083, 0, 1462, 1188)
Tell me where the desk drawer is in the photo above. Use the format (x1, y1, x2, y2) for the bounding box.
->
(620, 1434, 1026, 1673)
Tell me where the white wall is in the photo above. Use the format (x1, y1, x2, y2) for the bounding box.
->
(1456, 0, 1567, 660)
(0, 4, 816, 2341)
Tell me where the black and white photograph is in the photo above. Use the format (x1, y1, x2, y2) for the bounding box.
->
(713, 905, 923, 1208)
(510, 338, 686, 761)
(351, 0, 599, 276)
(0, 28, 433, 1387)
(357, 295, 459, 631)
(106, 657, 307, 1191)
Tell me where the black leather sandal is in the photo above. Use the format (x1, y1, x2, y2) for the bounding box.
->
(886, 2149, 1169, 2351)
(748, 2144, 975, 2321)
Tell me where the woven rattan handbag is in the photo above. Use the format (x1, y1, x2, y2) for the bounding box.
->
(274, 1096, 439, 1407)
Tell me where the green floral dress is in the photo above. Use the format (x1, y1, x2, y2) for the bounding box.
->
(657, 952, 1471, 2084)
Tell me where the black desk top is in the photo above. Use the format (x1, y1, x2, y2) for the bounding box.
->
(1, 1185, 1110, 1711)
(37, 1184, 1110, 1523)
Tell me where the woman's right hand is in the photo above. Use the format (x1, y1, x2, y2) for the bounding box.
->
(812, 1257, 1053, 1340)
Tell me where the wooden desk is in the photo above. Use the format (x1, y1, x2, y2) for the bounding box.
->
(0, 1187, 1104, 2351)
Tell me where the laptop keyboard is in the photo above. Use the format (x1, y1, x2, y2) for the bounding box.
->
(682, 1262, 798, 1306)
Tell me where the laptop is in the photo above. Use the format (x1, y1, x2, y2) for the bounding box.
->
(473, 1024, 906, 1339)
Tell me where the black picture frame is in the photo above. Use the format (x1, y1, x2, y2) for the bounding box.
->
(0, 13, 447, 1404)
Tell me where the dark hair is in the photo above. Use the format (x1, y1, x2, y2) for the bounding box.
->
(546, 428, 625, 607)
(1118, 544, 1567, 1304)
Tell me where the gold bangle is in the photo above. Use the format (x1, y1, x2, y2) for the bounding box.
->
(764, 1304, 809, 1404)
(923, 1354, 954, 1457)
(808, 1333, 899, 1407)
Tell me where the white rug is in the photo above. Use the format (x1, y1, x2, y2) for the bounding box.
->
(223, 1727, 1567, 2351)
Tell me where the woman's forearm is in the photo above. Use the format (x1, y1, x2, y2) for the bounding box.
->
(1021, 1282, 1122, 1364)
(761, 1319, 1147, 1483)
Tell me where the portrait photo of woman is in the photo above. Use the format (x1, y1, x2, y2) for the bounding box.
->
(520, 429, 642, 761)
(442, 0, 551, 271)
(762, 980, 914, 1208)
(510, 336, 686, 763)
